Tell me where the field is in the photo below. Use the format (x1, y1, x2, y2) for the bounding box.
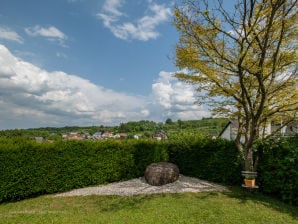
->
(1, 188, 297, 224)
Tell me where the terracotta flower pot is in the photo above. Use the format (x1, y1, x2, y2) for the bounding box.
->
(244, 178, 255, 187)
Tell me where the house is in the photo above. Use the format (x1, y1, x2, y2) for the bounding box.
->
(154, 131, 168, 141)
(285, 122, 298, 135)
(269, 121, 298, 137)
(219, 120, 298, 141)
(102, 131, 113, 139)
(219, 121, 239, 141)
(67, 135, 84, 140)
(83, 133, 91, 139)
(119, 133, 128, 139)
(92, 132, 102, 139)
(62, 132, 84, 140)
(114, 133, 127, 139)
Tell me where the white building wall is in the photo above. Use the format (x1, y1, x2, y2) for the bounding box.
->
(221, 124, 231, 140)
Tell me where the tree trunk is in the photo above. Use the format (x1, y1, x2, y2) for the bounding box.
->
(244, 147, 254, 171)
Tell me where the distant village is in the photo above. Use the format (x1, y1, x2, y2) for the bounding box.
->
(31, 118, 297, 143)
(62, 131, 129, 140)
(63, 130, 168, 141)
(35, 130, 168, 142)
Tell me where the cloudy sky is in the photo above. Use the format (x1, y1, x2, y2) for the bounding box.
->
(0, 0, 210, 130)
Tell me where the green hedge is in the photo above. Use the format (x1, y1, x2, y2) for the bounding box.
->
(167, 136, 242, 185)
(132, 140, 169, 177)
(0, 138, 168, 203)
(257, 135, 298, 205)
(1, 136, 297, 205)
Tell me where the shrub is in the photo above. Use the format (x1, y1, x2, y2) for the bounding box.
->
(167, 136, 242, 185)
(257, 135, 298, 205)
(1, 135, 296, 205)
(0, 139, 168, 203)
(132, 140, 169, 177)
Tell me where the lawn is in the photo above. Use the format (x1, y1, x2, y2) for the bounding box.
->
(0, 188, 297, 224)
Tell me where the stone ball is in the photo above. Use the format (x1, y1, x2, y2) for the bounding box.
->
(144, 162, 179, 186)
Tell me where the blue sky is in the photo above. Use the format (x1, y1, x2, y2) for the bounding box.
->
(0, 0, 211, 129)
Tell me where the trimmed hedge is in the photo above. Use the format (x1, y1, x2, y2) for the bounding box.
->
(1, 136, 297, 205)
(167, 136, 242, 185)
(132, 140, 169, 177)
(0, 138, 168, 202)
(257, 135, 298, 205)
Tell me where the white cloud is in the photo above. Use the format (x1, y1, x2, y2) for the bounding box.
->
(56, 52, 67, 59)
(25, 26, 67, 40)
(0, 27, 23, 43)
(152, 71, 210, 120)
(25, 25, 67, 46)
(0, 44, 209, 129)
(0, 44, 149, 129)
(102, 0, 124, 17)
(97, 1, 172, 41)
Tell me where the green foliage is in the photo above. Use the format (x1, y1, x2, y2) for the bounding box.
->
(165, 118, 173, 125)
(118, 120, 162, 133)
(0, 138, 167, 203)
(132, 140, 169, 176)
(0, 118, 228, 140)
(257, 135, 298, 205)
(1, 134, 296, 206)
(174, 0, 298, 172)
(167, 136, 242, 185)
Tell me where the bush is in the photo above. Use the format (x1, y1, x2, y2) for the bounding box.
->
(257, 135, 298, 205)
(1, 135, 296, 205)
(0, 138, 167, 203)
(167, 136, 242, 185)
(0, 136, 242, 203)
(132, 140, 169, 177)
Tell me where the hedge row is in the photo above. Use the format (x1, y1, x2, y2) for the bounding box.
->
(257, 135, 298, 205)
(0, 139, 168, 202)
(167, 136, 242, 185)
(0, 136, 297, 205)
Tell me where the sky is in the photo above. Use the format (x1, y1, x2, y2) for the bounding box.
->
(0, 0, 211, 130)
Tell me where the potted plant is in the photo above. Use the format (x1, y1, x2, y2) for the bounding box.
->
(244, 175, 256, 187)
(241, 171, 257, 188)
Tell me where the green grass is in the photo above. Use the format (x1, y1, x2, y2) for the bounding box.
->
(0, 188, 297, 224)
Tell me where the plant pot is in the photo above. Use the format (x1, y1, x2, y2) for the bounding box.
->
(244, 178, 255, 187)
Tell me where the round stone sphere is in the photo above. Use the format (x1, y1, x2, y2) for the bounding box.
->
(144, 162, 179, 186)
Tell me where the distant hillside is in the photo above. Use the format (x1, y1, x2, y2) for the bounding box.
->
(0, 118, 228, 140)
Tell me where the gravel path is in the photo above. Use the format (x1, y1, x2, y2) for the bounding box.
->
(54, 175, 228, 197)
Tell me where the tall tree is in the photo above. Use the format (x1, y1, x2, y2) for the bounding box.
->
(174, 0, 297, 171)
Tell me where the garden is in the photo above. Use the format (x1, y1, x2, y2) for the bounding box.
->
(0, 135, 297, 223)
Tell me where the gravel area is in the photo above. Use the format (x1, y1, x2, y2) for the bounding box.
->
(54, 175, 228, 197)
